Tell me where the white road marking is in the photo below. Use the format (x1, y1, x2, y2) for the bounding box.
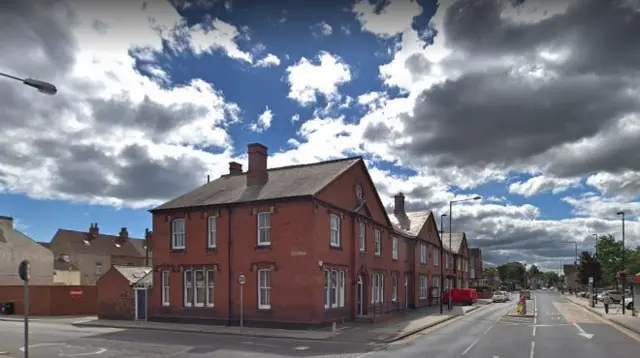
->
(241, 341, 279, 348)
(573, 322, 594, 339)
(530, 341, 535, 358)
(532, 326, 536, 337)
(59, 349, 107, 357)
(19, 343, 107, 356)
(461, 337, 481, 356)
(294, 346, 310, 351)
(483, 325, 494, 335)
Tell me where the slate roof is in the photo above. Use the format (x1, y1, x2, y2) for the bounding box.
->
(152, 157, 362, 211)
(113, 265, 153, 286)
(50, 229, 145, 258)
(388, 211, 432, 237)
(442, 232, 466, 254)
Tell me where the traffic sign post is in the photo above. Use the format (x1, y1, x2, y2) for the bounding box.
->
(70, 288, 83, 298)
(18, 260, 30, 358)
(238, 274, 246, 328)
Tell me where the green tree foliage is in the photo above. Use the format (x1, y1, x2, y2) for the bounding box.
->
(577, 250, 602, 285)
(543, 271, 560, 287)
(497, 262, 526, 285)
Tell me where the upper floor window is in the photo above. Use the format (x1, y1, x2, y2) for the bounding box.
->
(433, 247, 440, 266)
(359, 222, 366, 252)
(257, 212, 271, 246)
(392, 237, 398, 260)
(374, 230, 381, 256)
(172, 219, 185, 249)
(330, 214, 341, 247)
(207, 216, 217, 248)
(420, 243, 427, 264)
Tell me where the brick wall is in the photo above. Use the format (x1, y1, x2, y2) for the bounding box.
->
(0, 285, 97, 315)
(97, 269, 135, 320)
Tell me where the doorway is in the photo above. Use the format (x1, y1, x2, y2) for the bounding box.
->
(356, 274, 364, 315)
(134, 288, 147, 320)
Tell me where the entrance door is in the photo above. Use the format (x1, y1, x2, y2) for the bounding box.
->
(135, 288, 147, 320)
(404, 274, 409, 308)
(356, 275, 364, 315)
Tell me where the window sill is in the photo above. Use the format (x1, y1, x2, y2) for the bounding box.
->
(330, 245, 343, 251)
(257, 306, 272, 311)
(324, 305, 346, 310)
(170, 249, 186, 254)
(206, 247, 217, 253)
(374, 253, 382, 258)
(255, 244, 272, 250)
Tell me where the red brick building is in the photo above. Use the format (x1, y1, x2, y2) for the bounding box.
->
(469, 248, 485, 287)
(388, 194, 442, 308)
(442, 232, 470, 289)
(147, 143, 425, 328)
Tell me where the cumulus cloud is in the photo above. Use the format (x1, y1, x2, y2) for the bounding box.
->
(310, 21, 333, 37)
(285, 51, 351, 106)
(250, 106, 274, 133)
(255, 53, 281, 67)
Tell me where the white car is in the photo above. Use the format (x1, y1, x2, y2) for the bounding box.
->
(492, 292, 507, 303)
(500, 291, 511, 300)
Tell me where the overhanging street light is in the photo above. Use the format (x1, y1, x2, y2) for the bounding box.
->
(0, 71, 57, 95)
(448, 195, 481, 311)
(440, 213, 447, 314)
(617, 211, 626, 315)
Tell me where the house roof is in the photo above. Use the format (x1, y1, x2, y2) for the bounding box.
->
(470, 248, 482, 258)
(151, 157, 362, 211)
(388, 211, 432, 237)
(51, 229, 145, 258)
(442, 232, 466, 254)
(113, 265, 153, 286)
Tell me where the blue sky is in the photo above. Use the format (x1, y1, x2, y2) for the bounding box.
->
(1, 0, 639, 270)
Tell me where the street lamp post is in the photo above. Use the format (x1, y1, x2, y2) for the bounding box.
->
(617, 211, 626, 315)
(592, 233, 598, 307)
(448, 195, 481, 311)
(440, 213, 447, 314)
(0, 71, 57, 95)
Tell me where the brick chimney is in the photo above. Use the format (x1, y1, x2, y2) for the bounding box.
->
(118, 227, 129, 240)
(89, 222, 99, 237)
(394, 193, 406, 216)
(229, 161, 243, 175)
(0, 216, 13, 231)
(247, 143, 268, 186)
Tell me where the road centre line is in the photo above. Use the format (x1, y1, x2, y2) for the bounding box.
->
(530, 341, 535, 358)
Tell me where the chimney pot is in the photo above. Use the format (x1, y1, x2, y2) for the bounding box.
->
(229, 161, 243, 175)
(119, 227, 129, 240)
(247, 143, 269, 186)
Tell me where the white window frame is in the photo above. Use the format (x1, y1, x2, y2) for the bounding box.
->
(330, 214, 341, 247)
(194, 270, 205, 307)
(323, 270, 330, 309)
(257, 212, 271, 246)
(374, 230, 381, 256)
(420, 243, 427, 264)
(183, 270, 193, 307)
(207, 216, 217, 248)
(172, 219, 186, 249)
(95, 263, 103, 276)
(434, 247, 440, 266)
(323, 269, 345, 309)
(371, 272, 384, 303)
(359, 222, 366, 252)
(206, 269, 215, 307)
(161, 270, 170, 307)
(419, 276, 428, 299)
(338, 271, 345, 307)
(258, 269, 271, 309)
(392, 237, 398, 260)
(391, 274, 398, 302)
(331, 270, 338, 307)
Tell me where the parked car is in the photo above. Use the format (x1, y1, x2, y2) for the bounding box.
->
(492, 292, 507, 303)
(602, 290, 623, 303)
(624, 297, 634, 310)
(500, 291, 511, 300)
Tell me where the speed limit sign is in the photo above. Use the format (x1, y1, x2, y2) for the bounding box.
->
(238, 274, 246, 285)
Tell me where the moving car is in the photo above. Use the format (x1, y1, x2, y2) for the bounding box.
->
(492, 292, 507, 303)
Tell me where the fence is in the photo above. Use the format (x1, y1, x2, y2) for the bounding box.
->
(0, 285, 97, 316)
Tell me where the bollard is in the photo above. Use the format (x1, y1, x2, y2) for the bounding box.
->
(332, 322, 337, 334)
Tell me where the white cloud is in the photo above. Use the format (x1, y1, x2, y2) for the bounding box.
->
(352, 0, 423, 38)
(509, 175, 582, 197)
(255, 53, 281, 67)
(291, 113, 300, 123)
(311, 21, 333, 37)
(586, 171, 640, 199)
(249, 107, 274, 133)
(285, 52, 351, 106)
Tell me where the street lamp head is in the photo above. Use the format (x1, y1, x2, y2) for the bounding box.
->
(23, 78, 57, 95)
(617, 211, 624, 216)
(473, 196, 482, 200)
(441, 213, 447, 217)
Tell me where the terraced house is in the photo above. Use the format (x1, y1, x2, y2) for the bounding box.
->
(388, 194, 443, 309)
(148, 143, 410, 328)
(442, 232, 470, 289)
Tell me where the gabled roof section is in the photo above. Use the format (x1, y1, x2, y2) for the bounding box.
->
(113, 265, 153, 286)
(389, 211, 432, 238)
(442, 232, 466, 254)
(51, 229, 144, 257)
(152, 157, 362, 211)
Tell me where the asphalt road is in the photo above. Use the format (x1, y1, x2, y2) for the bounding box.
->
(0, 319, 375, 357)
(378, 290, 640, 358)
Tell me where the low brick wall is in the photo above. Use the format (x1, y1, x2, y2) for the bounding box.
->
(0, 285, 97, 315)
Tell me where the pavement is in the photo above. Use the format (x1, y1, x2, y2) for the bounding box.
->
(565, 294, 640, 335)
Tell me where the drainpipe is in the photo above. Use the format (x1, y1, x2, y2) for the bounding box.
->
(227, 205, 233, 326)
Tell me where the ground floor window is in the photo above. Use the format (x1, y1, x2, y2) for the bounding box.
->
(391, 274, 398, 302)
(371, 272, 384, 303)
(324, 269, 345, 309)
(161, 270, 170, 307)
(258, 269, 271, 309)
(419, 275, 428, 299)
(183, 269, 214, 307)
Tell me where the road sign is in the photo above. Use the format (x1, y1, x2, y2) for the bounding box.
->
(70, 288, 83, 297)
(18, 260, 30, 282)
(238, 274, 246, 285)
(588, 277, 593, 284)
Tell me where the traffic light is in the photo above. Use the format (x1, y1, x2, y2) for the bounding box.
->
(18, 260, 30, 282)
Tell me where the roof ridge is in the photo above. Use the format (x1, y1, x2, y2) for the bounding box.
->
(58, 228, 143, 241)
(268, 156, 362, 172)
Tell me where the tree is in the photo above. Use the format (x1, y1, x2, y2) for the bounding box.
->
(596, 234, 633, 288)
(577, 251, 602, 285)
(543, 271, 560, 287)
(497, 262, 526, 286)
